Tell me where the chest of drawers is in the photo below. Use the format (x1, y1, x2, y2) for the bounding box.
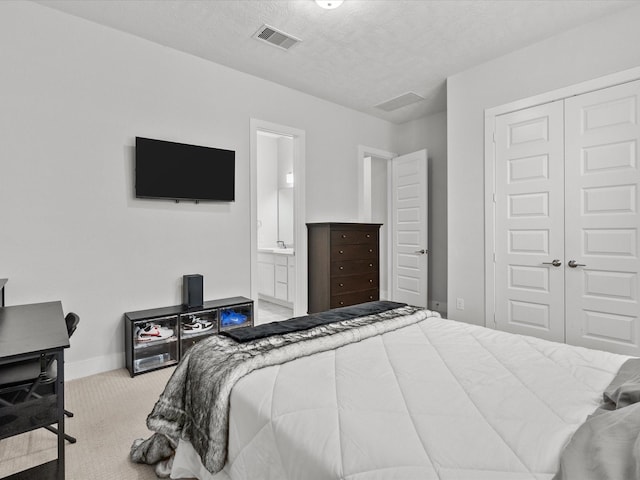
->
(307, 222, 381, 313)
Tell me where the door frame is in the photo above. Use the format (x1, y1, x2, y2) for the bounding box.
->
(484, 65, 640, 329)
(250, 119, 307, 318)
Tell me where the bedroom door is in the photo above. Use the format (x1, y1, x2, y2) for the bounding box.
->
(564, 80, 640, 354)
(494, 101, 566, 342)
(391, 149, 428, 307)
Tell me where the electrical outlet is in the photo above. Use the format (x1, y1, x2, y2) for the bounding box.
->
(456, 297, 465, 310)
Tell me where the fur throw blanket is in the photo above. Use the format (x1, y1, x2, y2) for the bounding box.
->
(131, 304, 435, 476)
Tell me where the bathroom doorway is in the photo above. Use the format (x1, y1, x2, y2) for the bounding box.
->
(250, 119, 307, 324)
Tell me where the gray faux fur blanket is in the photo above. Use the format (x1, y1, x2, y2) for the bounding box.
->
(131, 304, 435, 476)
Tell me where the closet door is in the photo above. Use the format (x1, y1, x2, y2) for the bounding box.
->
(494, 101, 565, 342)
(564, 80, 640, 355)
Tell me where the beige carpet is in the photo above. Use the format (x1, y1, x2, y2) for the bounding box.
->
(0, 366, 181, 479)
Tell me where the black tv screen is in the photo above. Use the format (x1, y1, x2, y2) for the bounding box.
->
(135, 137, 235, 202)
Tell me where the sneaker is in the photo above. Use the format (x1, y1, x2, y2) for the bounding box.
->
(136, 324, 159, 342)
(196, 318, 214, 330)
(136, 324, 174, 342)
(183, 319, 214, 335)
(155, 326, 174, 339)
(182, 321, 203, 335)
(221, 310, 247, 327)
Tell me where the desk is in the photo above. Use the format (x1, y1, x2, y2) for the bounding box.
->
(0, 301, 69, 480)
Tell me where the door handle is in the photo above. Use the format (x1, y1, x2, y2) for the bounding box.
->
(568, 260, 586, 268)
(542, 259, 562, 267)
(414, 249, 428, 255)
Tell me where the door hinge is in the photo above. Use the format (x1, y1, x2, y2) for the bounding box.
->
(493, 252, 496, 263)
(492, 193, 496, 203)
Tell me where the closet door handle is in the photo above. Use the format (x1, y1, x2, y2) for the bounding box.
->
(568, 260, 586, 268)
(542, 259, 562, 267)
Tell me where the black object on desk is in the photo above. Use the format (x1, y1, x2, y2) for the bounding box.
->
(0, 301, 69, 480)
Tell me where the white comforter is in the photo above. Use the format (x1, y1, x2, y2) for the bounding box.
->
(172, 314, 629, 480)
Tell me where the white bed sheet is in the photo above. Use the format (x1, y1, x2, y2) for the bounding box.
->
(172, 315, 630, 480)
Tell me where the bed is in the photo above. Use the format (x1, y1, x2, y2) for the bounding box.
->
(131, 301, 640, 480)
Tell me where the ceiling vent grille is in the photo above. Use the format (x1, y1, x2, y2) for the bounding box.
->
(374, 92, 425, 112)
(253, 24, 301, 50)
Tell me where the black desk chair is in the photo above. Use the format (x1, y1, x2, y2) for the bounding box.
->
(0, 312, 79, 443)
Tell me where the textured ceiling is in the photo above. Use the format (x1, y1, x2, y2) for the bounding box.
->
(35, 0, 638, 124)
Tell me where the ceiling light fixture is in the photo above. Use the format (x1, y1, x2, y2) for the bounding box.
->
(315, 0, 344, 9)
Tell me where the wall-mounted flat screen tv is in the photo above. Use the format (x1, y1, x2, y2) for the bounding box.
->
(135, 137, 235, 202)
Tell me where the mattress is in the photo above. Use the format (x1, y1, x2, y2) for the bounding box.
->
(170, 313, 629, 480)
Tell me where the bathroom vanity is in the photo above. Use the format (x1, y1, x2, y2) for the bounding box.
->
(257, 248, 295, 308)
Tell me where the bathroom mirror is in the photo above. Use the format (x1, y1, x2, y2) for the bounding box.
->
(278, 188, 294, 247)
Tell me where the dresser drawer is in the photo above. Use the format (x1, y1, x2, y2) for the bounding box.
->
(331, 229, 378, 246)
(330, 243, 377, 260)
(330, 289, 379, 309)
(331, 275, 378, 293)
(331, 259, 378, 276)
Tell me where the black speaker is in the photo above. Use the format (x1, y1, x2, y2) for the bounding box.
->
(183, 274, 203, 308)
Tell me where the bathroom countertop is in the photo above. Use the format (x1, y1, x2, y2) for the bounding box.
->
(258, 247, 295, 255)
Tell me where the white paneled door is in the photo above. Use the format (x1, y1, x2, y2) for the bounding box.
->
(392, 150, 428, 307)
(564, 80, 640, 355)
(493, 79, 640, 356)
(494, 101, 566, 342)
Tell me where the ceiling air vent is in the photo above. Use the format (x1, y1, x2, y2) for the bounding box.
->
(374, 92, 425, 112)
(253, 24, 302, 51)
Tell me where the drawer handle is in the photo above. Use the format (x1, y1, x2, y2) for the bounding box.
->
(369, 263, 373, 267)
(366, 234, 371, 238)
(339, 250, 344, 254)
(339, 283, 344, 287)
(369, 295, 374, 300)
(369, 279, 373, 283)
(368, 249, 373, 253)
(339, 266, 344, 270)
(341, 234, 347, 239)
(339, 301, 344, 306)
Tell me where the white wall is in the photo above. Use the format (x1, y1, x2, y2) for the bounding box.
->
(394, 111, 447, 311)
(0, 1, 397, 378)
(447, 5, 640, 326)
